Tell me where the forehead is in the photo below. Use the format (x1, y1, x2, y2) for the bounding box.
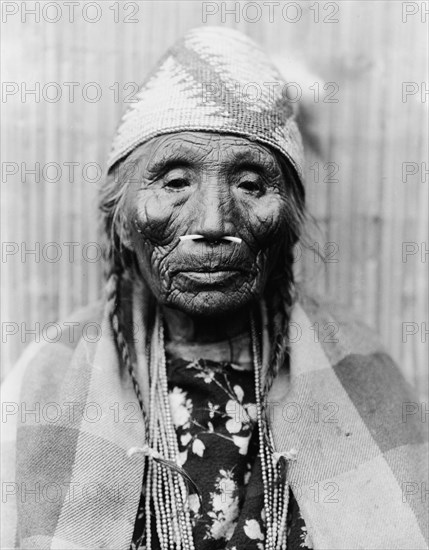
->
(131, 131, 280, 170)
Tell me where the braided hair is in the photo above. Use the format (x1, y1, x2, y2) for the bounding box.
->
(263, 154, 306, 399)
(99, 156, 148, 414)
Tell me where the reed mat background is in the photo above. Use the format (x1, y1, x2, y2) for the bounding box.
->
(2, 1, 427, 399)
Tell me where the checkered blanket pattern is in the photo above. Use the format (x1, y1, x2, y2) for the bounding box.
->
(1, 295, 427, 549)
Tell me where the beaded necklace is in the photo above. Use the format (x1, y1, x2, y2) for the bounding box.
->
(129, 307, 290, 550)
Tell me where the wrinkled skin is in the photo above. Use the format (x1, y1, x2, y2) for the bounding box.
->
(121, 132, 292, 336)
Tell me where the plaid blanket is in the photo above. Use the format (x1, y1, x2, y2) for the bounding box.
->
(1, 294, 427, 550)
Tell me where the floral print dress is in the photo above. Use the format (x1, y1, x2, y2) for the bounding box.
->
(131, 336, 312, 550)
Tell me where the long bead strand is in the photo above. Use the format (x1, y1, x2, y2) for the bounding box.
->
(251, 314, 274, 550)
(134, 305, 289, 550)
(158, 317, 195, 550)
(144, 313, 161, 550)
(250, 311, 289, 550)
(156, 383, 179, 547)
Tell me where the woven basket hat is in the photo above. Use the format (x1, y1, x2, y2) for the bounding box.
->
(107, 26, 305, 183)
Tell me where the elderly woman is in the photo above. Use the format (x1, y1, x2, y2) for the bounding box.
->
(2, 27, 427, 550)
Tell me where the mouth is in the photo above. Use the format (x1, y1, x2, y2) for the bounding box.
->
(175, 269, 243, 286)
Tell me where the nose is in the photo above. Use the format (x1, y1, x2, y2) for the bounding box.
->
(192, 179, 233, 243)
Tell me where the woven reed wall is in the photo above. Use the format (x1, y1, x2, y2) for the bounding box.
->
(2, 1, 428, 398)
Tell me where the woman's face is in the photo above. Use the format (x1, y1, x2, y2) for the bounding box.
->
(121, 131, 292, 317)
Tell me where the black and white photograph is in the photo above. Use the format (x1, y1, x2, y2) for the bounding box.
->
(1, 1, 428, 549)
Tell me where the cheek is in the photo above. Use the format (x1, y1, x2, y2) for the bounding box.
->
(132, 191, 183, 245)
(239, 194, 286, 245)
(128, 190, 201, 298)
(238, 195, 288, 278)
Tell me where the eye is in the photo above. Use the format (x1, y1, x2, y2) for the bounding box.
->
(237, 177, 264, 195)
(238, 180, 259, 192)
(164, 178, 190, 190)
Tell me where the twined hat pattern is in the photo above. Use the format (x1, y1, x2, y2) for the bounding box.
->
(107, 26, 304, 181)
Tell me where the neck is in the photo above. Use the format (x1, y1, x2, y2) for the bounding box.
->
(162, 305, 252, 344)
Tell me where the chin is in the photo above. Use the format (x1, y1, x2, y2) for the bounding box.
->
(164, 289, 257, 318)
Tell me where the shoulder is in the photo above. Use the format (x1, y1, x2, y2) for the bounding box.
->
(296, 291, 386, 356)
(53, 300, 106, 350)
(295, 291, 426, 438)
(293, 290, 420, 405)
(1, 301, 105, 402)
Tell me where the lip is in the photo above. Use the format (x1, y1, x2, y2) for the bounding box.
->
(177, 270, 242, 285)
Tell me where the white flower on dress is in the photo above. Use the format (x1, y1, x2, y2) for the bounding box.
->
(233, 384, 244, 402)
(211, 492, 227, 512)
(206, 469, 239, 541)
(180, 432, 192, 446)
(208, 401, 220, 418)
(194, 367, 216, 384)
(169, 386, 192, 428)
(188, 493, 201, 515)
(243, 463, 252, 485)
(225, 399, 248, 433)
(214, 469, 236, 495)
(246, 403, 258, 422)
(232, 435, 251, 455)
(224, 383, 256, 454)
(224, 384, 256, 440)
(243, 519, 264, 540)
(192, 438, 205, 457)
(300, 525, 314, 548)
(186, 359, 201, 370)
(177, 449, 188, 466)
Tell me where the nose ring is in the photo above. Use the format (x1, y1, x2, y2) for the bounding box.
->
(179, 234, 242, 244)
(223, 236, 242, 243)
(179, 234, 204, 242)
